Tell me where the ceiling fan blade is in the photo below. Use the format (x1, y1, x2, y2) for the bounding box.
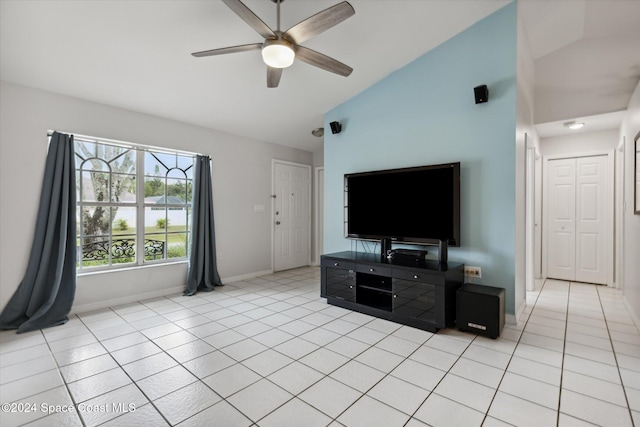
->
(222, 0, 276, 39)
(283, 1, 355, 44)
(267, 66, 283, 88)
(191, 43, 262, 58)
(295, 46, 353, 77)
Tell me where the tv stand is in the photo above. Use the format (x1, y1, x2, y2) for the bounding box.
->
(321, 251, 464, 332)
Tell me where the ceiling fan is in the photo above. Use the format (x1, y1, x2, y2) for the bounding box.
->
(192, 0, 355, 88)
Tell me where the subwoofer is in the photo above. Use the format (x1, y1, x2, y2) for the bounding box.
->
(456, 283, 504, 338)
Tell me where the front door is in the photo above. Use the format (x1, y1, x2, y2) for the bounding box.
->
(273, 161, 311, 271)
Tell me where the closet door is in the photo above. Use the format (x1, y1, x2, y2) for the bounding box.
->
(545, 155, 609, 285)
(546, 158, 576, 281)
(575, 156, 608, 284)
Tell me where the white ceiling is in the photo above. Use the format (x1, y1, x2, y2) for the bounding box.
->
(521, 0, 640, 136)
(1, 0, 639, 150)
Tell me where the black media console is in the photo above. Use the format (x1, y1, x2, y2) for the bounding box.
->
(321, 251, 464, 333)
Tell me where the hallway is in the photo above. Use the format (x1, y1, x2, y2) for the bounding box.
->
(509, 278, 639, 425)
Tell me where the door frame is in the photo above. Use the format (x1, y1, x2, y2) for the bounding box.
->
(542, 150, 615, 286)
(615, 137, 625, 289)
(271, 159, 312, 272)
(525, 135, 540, 291)
(314, 166, 324, 266)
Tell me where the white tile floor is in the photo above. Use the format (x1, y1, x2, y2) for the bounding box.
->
(1, 267, 639, 426)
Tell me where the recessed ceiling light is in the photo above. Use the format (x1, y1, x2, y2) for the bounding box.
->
(311, 127, 324, 137)
(564, 121, 585, 130)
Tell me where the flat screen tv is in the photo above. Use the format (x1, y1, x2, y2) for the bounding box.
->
(345, 162, 460, 249)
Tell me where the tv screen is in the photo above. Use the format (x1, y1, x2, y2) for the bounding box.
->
(345, 162, 460, 246)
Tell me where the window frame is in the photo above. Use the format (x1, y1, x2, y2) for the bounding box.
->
(70, 133, 196, 273)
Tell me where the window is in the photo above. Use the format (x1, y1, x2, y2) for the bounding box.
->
(74, 135, 194, 271)
(143, 151, 193, 261)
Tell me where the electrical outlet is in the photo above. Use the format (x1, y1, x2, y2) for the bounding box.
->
(464, 266, 482, 278)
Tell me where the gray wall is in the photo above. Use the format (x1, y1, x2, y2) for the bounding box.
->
(0, 81, 312, 313)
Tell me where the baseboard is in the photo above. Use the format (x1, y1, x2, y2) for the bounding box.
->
(223, 269, 273, 284)
(507, 296, 527, 326)
(623, 295, 640, 331)
(70, 285, 185, 315)
(70, 269, 275, 315)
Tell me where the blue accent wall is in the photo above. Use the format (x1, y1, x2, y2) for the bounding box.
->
(324, 3, 518, 313)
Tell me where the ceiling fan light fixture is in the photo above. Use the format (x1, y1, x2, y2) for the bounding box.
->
(193, 0, 355, 87)
(262, 39, 295, 68)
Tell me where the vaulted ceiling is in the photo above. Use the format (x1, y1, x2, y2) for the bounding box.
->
(1, 1, 639, 150)
(521, 0, 640, 137)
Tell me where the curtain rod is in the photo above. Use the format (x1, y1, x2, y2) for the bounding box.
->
(47, 130, 204, 157)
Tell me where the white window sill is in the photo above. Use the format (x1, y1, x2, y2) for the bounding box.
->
(77, 260, 188, 278)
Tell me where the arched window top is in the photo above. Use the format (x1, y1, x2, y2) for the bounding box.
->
(80, 158, 109, 172)
(167, 168, 186, 179)
(145, 151, 193, 179)
(76, 140, 135, 165)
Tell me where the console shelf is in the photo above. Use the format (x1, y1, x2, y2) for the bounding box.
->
(321, 251, 464, 333)
(358, 285, 392, 293)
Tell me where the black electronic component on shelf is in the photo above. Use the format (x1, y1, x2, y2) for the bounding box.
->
(387, 248, 428, 264)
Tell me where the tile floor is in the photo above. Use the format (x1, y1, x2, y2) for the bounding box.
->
(1, 267, 639, 426)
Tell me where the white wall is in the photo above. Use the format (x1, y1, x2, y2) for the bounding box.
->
(515, 2, 538, 319)
(620, 81, 640, 324)
(312, 147, 324, 168)
(540, 129, 619, 156)
(0, 81, 312, 313)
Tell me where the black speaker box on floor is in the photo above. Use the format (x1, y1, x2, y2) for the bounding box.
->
(456, 284, 504, 338)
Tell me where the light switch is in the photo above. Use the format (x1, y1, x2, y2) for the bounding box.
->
(254, 204, 266, 212)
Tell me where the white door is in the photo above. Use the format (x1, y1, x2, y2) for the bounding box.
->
(575, 156, 608, 284)
(273, 161, 311, 271)
(547, 158, 576, 281)
(545, 155, 610, 284)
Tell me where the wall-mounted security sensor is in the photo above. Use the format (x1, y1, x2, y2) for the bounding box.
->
(474, 85, 488, 104)
(329, 121, 342, 134)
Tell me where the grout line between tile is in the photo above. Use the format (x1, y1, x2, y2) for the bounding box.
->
(596, 284, 636, 424)
(479, 277, 560, 426)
